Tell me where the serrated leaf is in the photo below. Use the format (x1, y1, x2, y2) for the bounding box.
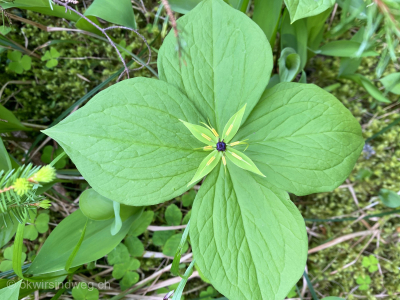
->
(225, 148, 264, 177)
(158, 0, 273, 132)
(284, 0, 335, 22)
(44, 78, 207, 206)
(190, 164, 308, 300)
(235, 82, 364, 196)
(165, 204, 182, 226)
(221, 104, 246, 143)
(188, 150, 221, 186)
(180, 120, 217, 145)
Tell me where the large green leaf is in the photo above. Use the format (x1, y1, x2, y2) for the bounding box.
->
(284, 0, 335, 22)
(191, 164, 307, 300)
(44, 78, 206, 206)
(83, 0, 137, 29)
(0, 280, 21, 299)
(236, 82, 364, 196)
(27, 208, 142, 275)
(158, 0, 273, 132)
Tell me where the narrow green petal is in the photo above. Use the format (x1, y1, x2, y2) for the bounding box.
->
(180, 120, 218, 146)
(221, 104, 246, 143)
(188, 150, 221, 186)
(225, 147, 265, 177)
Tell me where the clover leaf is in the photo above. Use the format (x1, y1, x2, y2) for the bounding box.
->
(41, 47, 60, 68)
(107, 243, 140, 290)
(43, 0, 364, 299)
(356, 275, 371, 291)
(72, 282, 99, 300)
(7, 51, 31, 74)
(23, 212, 50, 241)
(0, 245, 27, 272)
(362, 255, 379, 273)
(41, 145, 68, 169)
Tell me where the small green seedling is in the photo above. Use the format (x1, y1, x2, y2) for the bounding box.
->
(0, 245, 27, 272)
(356, 275, 371, 291)
(362, 255, 379, 272)
(7, 51, 31, 74)
(41, 47, 60, 68)
(23, 212, 50, 241)
(107, 243, 140, 290)
(72, 282, 99, 300)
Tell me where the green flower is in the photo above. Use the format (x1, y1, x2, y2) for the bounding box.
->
(44, 0, 364, 299)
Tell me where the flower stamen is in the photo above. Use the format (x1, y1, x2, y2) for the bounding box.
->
(201, 133, 212, 141)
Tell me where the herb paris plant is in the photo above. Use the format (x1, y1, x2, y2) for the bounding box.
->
(43, 0, 364, 299)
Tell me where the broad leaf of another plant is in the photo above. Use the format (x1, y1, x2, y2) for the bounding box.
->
(380, 72, 400, 95)
(44, 78, 206, 206)
(0, 104, 30, 133)
(236, 83, 364, 196)
(158, 0, 273, 132)
(27, 208, 142, 275)
(0, 280, 22, 300)
(280, 10, 308, 70)
(284, 0, 335, 22)
(83, 0, 136, 29)
(191, 164, 307, 300)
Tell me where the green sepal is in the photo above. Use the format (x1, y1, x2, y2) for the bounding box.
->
(221, 104, 246, 143)
(225, 147, 265, 177)
(188, 150, 221, 186)
(180, 120, 218, 146)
